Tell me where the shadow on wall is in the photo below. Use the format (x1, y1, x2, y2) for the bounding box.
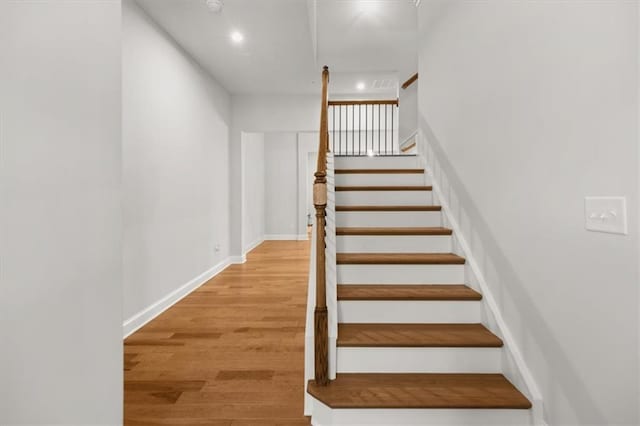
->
(419, 113, 607, 425)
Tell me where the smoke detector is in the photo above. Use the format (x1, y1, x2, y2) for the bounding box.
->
(206, 0, 224, 13)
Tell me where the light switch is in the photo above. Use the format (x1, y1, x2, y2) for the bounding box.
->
(584, 196, 628, 235)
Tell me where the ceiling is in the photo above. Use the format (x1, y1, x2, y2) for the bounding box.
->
(135, 0, 418, 96)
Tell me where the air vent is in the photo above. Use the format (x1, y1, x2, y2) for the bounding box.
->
(372, 79, 397, 90)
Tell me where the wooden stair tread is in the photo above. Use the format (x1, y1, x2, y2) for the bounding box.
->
(336, 185, 432, 191)
(335, 168, 424, 174)
(307, 373, 532, 409)
(336, 227, 452, 236)
(335, 205, 442, 212)
(337, 284, 482, 301)
(337, 253, 465, 265)
(337, 323, 503, 347)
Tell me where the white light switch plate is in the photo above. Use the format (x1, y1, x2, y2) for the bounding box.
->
(584, 196, 628, 235)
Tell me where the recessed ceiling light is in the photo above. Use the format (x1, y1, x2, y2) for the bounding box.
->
(359, 0, 381, 15)
(356, 82, 366, 91)
(230, 31, 244, 44)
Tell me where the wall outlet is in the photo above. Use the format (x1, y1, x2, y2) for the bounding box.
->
(584, 196, 628, 235)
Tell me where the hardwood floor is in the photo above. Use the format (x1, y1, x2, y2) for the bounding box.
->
(124, 240, 311, 426)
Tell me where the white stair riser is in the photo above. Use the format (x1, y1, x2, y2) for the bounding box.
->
(337, 264, 465, 284)
(336, 191, 432, 206)
(336, 174, 429, 186)
(311, 400, 533, 426)
(336, 211, 441, 227)
(335, 156, 420, 170)
(337, 347, 501, 373)
(338, 300, 480, 323)
(337, 235, 451, 253)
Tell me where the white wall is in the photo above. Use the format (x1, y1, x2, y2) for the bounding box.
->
(242, 132, 265, 252)
(0, 1, 122, 423)
(123, 0, 231, 325)
(265, 133, 300, 238)
(230, 95, 319, 253)
(418, 2, 638, 425)
(298, 132, 319, 237)
(399, 79, 418, 143)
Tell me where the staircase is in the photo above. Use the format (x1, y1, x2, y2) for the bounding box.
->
(306, 155, 534, 426)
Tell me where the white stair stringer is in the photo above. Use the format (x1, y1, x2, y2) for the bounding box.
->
(337, 347, 501, 374)
(419, 131, 545, 424)
(310, 398, 534, 426)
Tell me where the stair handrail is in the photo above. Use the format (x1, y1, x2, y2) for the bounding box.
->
(401, 72, 418, 90)
(313, 65, 330, 386)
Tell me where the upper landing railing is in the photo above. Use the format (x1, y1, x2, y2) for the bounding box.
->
(328, 99, 399, 156)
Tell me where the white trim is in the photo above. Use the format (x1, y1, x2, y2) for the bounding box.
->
(399, 129, 419, 149)
(123, 258, 232, 338)
(229, 255, 246, 264)
(420, 130, 545, 425)
(265, 234, 307, 240)
(243, 236, 264, 257)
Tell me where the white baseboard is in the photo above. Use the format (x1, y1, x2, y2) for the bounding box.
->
(229, 255, 246, 264)
(420, 129, 545, 425)
(243, 237, 265, 257)
(265, 234, 307, 240)
(123, 258, 232, 338)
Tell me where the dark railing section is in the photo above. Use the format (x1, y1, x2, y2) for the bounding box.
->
(328, 99, 399, 156)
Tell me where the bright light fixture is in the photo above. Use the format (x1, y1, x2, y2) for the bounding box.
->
(359, 0, 381, 15)
(230, 31, 244, 44)
(356, 82, 366, 91)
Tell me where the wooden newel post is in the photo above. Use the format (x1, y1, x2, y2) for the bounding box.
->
(313, 65, 330, 386)
(313, 172, 328, 385)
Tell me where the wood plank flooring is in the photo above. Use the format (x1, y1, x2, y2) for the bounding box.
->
(124, 240, 311, 426)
